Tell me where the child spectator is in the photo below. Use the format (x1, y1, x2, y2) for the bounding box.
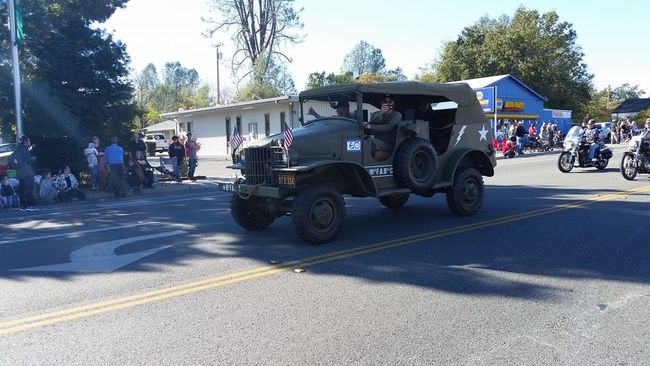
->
(502, 136, 517, 159)
(54, 166, 86, 201)
(39, 171, 59, 204)
(84, 142, 100, 190)
(1, 175, 19, 208)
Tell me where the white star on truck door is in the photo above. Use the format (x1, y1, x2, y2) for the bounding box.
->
(479, 125, 488, 141)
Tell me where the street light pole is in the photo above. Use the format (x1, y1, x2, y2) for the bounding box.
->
(212, 43, 223, 105)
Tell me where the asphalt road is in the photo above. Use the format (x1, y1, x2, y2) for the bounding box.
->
(1, 145, 649, 365)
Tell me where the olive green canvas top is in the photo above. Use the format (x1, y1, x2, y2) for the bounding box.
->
(299, 81, 480, 106)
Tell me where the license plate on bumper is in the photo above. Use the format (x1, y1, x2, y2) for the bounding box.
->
(215, 181, 284, 199)
(277, 174, 295, 187)
(217, 182, 236, 192)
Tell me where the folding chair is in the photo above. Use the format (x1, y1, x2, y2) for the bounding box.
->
(155, 157, 181, 185)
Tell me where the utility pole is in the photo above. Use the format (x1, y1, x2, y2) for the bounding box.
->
(212, 43, 223, 105)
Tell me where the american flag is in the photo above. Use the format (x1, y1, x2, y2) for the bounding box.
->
(283, 122, 293, 150)
(230, 127, 243, 151)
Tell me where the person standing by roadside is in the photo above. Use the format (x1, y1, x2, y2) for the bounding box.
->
(84, 142, 99, 190)
(515, 121, 527, 154)
(610, 122, 618, 144)
(128, 132, 147, 187)
(168, 135, 185, 182)
(9, 136, 38, 211)
(528, 122, 537, 138)
(185, 132, 199, 181)
(104, 137, 127, 198)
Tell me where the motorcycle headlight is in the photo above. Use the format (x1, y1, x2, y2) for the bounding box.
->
(629, 139, 639, 149)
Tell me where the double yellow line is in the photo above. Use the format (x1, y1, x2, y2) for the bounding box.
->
(2, 185, 649, 336)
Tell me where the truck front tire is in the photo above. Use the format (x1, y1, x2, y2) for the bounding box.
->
(292, 184, 345, 244)
(231, 194, 274, 231)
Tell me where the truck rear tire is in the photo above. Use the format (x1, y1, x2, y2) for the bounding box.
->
(292, 184, 345, 244)
(446, 167, 484, 217)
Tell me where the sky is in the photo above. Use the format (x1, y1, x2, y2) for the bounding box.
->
(101, 0, 650, 100)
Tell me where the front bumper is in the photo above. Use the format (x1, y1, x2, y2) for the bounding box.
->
(216, 181, 284, 199)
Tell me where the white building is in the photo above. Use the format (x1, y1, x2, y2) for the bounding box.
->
(159, 96, 343, 157)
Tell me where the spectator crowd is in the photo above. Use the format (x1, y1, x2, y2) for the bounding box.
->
(1, 132, 201, 210)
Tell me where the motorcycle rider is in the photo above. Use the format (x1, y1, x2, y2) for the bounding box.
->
(585, 119, 602, 162)
(643, 118, 650, 169)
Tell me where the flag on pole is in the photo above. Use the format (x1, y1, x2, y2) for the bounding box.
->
(283, 122, 293, 150)
(14, 0, 24, 45)
(230, 127, 243, 151)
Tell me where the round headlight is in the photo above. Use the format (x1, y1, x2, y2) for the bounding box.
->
(280, 150, 289, 164)
(238, 150, 246, 164)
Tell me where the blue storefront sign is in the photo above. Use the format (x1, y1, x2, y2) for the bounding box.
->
(475, 87, 496, 113)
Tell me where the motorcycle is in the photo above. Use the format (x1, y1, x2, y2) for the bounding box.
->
(558, 126, 613, 173)
(620, 131, 650, 180)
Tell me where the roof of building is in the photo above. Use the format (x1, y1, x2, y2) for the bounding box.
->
(160, 95, 298, 118)
(450, 74, 548, 101)
(612, 98, 650, 113)
(142, 119, 176, 132)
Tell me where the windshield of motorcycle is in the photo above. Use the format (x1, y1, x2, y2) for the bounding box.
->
(565, 126, 584, 144)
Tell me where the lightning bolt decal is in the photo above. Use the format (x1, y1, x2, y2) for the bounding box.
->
(455, 125, 467, 146)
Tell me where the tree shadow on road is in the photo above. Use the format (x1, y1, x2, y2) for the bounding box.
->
(1, 184, 649, 303)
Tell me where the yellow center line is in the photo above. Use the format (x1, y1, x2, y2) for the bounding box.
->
(1, 185, 649, 336)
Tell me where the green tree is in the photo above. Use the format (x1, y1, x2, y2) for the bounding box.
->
(584, 84, 646, 121)
(341, 41, 387, 78)
(134, 62, 213, 125)
(135, 63, 158, 106)
(234, 51, 296, 101)
(305, 71, 354, 89)
(0, 0, 137, 141)
(419, 7, 593, 119)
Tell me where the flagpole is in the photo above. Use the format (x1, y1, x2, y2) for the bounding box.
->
(8, 0, 23, 139)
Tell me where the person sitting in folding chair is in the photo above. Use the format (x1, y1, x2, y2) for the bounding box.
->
(155, 156, 180, 184)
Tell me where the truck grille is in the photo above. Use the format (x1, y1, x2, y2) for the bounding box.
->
(244, 147, 285, 184)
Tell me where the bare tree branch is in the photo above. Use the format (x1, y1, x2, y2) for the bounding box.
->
(205, 0, 303, 82)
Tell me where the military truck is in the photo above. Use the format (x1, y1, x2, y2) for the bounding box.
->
(217, 81, 497, 244)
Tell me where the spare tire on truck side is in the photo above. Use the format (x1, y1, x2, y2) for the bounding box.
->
(393, 137, 437, 194)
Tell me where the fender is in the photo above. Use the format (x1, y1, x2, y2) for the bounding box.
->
(274, 160, 377, 196)
(441, 149, 495, 183)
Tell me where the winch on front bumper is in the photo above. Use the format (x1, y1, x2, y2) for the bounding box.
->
(216, 145, 296, 199)
(216, 180, 290, 199)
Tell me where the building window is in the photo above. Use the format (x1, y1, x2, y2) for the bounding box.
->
(248, 123, 258, 140)
(186, 121, 193, 133)
(236, 115, 242, 133)
(280, 111, 286, 131)
(264, 113, 270, 136)
(179, 122, 185, 131)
